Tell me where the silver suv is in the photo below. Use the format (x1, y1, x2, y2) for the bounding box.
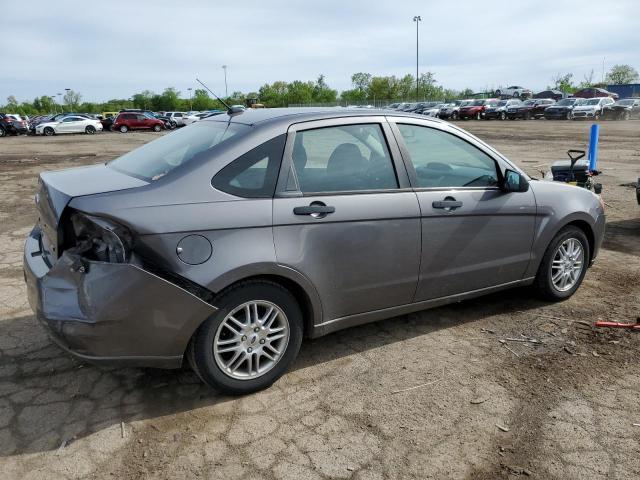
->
(24, 108, 605, 394)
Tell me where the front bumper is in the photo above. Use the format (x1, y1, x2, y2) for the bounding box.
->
(572, 110, 597, 118)
(544, 110, 571, 119)
(23, 226, 216, 368)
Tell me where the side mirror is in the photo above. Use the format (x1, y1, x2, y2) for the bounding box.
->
(503, 169, 529, 193)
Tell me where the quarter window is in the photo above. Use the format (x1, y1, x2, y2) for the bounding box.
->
(396, 124, 499, 188)
(212, 134, 286, 198)
(291, 124, 398, 193)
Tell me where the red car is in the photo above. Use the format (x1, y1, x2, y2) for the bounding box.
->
(458, 98, 499, 120)
(572, 88, 619, 100)
(112, 113, 165, 133)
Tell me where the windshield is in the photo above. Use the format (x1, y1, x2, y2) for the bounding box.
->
(109, 121, 247, 181)
(584, 99, 601, 105)
(523, 100, 536, 106)
(556, 99, 574, 106)
(497, 101, 508, 107)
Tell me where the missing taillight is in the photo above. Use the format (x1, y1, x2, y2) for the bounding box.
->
(70, 213, 132, 263)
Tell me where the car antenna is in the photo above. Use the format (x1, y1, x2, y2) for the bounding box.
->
(195, 78, 243, 115)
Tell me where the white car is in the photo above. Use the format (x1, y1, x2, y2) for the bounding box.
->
(35, 115, 103, 136)
(182, 112, 206, 125)
(164, 112, 187, 126)
(571, 97, 614, 119)
(422, 103, 446, 117)
(494, 86, 533, 98)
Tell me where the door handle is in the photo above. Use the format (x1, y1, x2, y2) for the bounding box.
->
(432, 200, 463, 209)
(293, 205, 335, 215)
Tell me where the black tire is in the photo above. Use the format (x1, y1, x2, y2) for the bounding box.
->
(475, 111, 482, 120)
(534, 226, 590, 301)
(44, 126, 55, 136)
(85, 125, 96, 134)
(153, 124, 161, 132)
(566, 111, 572, 120)
(451, 111, 458, 120)
(119, 125, 128, 133)
(188, 280, 304, 395)
(499, 111, 506, 120)
(514, 91, 520, 98)
(0, 127, 5, 137)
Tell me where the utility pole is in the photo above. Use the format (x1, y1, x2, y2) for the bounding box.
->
(187, 87, 193, 110)
(64, 88, 71, 110)
(413, 16, 421, 101)
(222, 65, 228, 98)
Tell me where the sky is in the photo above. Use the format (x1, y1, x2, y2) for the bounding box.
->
(1, 0, 639, 102)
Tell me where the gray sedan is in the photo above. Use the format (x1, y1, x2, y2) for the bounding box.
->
(24, 108, 605, 394)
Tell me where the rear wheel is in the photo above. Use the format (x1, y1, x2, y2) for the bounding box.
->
(534, 226, 589, 301)
(119, 125, 128, 133)
(188, 280, 303, 394)
(85, 125, 96, 134)
(44, 127, 55, 136)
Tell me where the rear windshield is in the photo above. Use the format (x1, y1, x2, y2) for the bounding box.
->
(109, 121, 247, 181)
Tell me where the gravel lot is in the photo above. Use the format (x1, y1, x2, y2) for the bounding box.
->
(0, 120, 639, 479)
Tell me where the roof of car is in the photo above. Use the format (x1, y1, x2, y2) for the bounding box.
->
(202, 107, 445, 127)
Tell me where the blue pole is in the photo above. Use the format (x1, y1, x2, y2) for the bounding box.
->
(588, 123, 599, 172)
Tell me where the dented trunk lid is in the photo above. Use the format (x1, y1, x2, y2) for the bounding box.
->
(36, 164, 148, 260)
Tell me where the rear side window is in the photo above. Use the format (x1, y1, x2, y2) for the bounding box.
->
(291, 124, 398, 193)
(396, 124, 498, 189)
(212, 134, 286, 198)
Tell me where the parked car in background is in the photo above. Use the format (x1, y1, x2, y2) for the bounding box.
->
(483, 99, 523, 120)
(438, 100, 473, 120)
(506, 99, 555, 120)
(572, 87, 619, 100)
(495, 86, 532, 98)
(164, 111, 187, 126)
(458, 98, 499, 120)
(571, 97, 615, 119)
(35, 115, 103, 136)
(534, 90, 565, 101)
(112, 112, 165, 133)
(0, 113, 29, 136)
(421, 103, 446, 117)
(386, 103, 401, 109)
(543, 98, 582, 120)
(601, 98, 640, 120)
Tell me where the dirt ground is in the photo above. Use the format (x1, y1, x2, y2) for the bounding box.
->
(0, 120, 638, 480)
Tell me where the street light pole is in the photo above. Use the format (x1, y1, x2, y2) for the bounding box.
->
(187, 87, 193, 110)
(413, 16, 421, 101)
(222, 65, 228, 98)
(64, 88, 71, 111)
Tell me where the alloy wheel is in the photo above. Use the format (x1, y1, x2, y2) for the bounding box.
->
(551, 238, 584, 292)
(213, 300, 290, 380)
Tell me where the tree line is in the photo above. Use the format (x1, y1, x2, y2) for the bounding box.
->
(2, 64, 638, 115)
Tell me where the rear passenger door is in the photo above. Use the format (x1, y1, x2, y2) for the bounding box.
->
(390, 118, 536, 301)
(273, 117, 421, 322)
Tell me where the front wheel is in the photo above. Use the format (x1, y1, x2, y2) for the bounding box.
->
(534, 226, 590, 301)
(0, 127, 5, 137)
(153, 124, 162, 132)
(451, 111, 458, 120)
(43, 127, 55, 136)
(499, 111, 506, 120)
(119, 125, 128, 133)
(188, 280, 303, 394)
(475, 111, 482, 120)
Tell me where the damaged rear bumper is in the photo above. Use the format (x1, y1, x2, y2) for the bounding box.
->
(23, 226, 216, 369)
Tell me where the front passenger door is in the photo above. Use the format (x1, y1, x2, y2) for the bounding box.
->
(392, 120, 536, 301)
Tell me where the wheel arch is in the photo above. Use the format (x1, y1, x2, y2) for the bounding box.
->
(564, 219, 595, 263)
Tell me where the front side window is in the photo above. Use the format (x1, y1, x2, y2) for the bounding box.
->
(212, 134, 286, 198)
(396, 124, 499, 189)
(291, 124, 398, 193)
(109, 121, 247, 181)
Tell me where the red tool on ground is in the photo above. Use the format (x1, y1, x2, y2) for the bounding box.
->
(594, 321, 640, 331)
